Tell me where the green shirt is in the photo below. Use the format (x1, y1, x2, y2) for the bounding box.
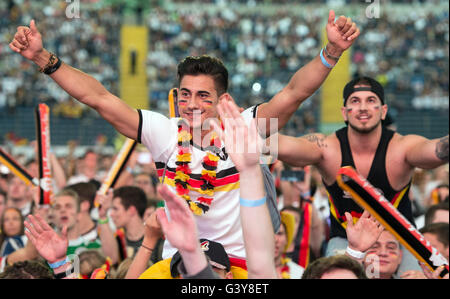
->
(66, 227, 102, 256)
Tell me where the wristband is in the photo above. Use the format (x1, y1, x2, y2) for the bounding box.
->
(98, 217, 109, 225)
(44, 57, 62, 75)
(240, 197, 266, 208)
(54, 265, 75, 279)
(324, 45, 341, 62)
(48, 257, 69, 269)
(39, 53, 62, 75)
(301, 191, 311, 199)
(141, 244, 153, 252)
(320, 48, 334, 69)
(346, 246, 366, 259)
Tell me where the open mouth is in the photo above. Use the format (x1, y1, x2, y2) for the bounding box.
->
(357, 114, 370, 120)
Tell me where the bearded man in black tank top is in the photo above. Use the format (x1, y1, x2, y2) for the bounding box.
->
(276, 77, 449, 276)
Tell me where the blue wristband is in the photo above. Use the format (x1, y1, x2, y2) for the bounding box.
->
(240, 197, 267, 208)
(320, 48, 334, 69)
(301, 191, 311, 198)
(48, 257, 68, 269)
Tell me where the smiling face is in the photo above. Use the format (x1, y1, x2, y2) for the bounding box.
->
(177, 75, 223, 130)
(342, 86, 388, 134)
(364, 231, 402, 278)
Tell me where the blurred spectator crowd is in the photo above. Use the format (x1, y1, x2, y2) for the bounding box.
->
(0, 0, 448, 138)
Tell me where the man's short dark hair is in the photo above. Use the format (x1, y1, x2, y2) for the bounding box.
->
(53, 189, 81, 212)
(420, 222, 449, 248)
(113, 186, 147, 219)
(65, 182, 98, 211)
(425, 202, 449, 227)
(177, 55, 229, 96)
(302, 255, 367, 279)
(0, 260, 54, 279)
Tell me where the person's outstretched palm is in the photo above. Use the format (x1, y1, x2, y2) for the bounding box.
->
(345, 210, 384, 252)
(24, 214, 68, 264)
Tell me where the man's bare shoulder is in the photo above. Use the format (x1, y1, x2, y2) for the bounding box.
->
(391, 132, 428, 147)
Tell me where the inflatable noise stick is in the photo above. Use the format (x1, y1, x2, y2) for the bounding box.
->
(0, 147, 39, 187)
(95, 138, 137, 207)
(336, 166, 449, 278)
(168, 88, 179, 118)
(35, 103, 53, 205)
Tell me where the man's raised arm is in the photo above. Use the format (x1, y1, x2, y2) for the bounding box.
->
(257, 10, 360, 135)
(9, 20, 139, 140)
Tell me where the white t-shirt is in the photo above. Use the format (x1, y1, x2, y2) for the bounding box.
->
(287, 260, 305, 279)
(139, 107, 258, 260)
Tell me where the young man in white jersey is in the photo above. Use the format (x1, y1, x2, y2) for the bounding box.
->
(9, 11, 359, 275)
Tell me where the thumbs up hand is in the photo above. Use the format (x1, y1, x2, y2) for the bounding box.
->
(9, 19, 44, 61)
(325, 10, 360, 55)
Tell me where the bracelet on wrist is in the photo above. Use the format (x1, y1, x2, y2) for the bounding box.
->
(54, 264, 75, 279)
(39, 52, 62, 75)
(301, 191, 311, 199)
(98, 217, 109, 225)
(48, 257, 69, 269)
(141, 244, 154, 252)
(346, 246, 366, 259)
(324, 44, 341, 62)
(319, 48, 335, 69)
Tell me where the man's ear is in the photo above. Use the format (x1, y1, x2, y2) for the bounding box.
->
(127, 205, 138, 217)
(381, 104, 388, 120)
(218, 93, 231, 103)
(219, 93, 244, 113)
(80, 201, 90, 213)
(341, 106, 348, 122)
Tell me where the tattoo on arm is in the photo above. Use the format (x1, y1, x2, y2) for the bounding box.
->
(435, 136, 449, 162)
(303, 134, 327, 148)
